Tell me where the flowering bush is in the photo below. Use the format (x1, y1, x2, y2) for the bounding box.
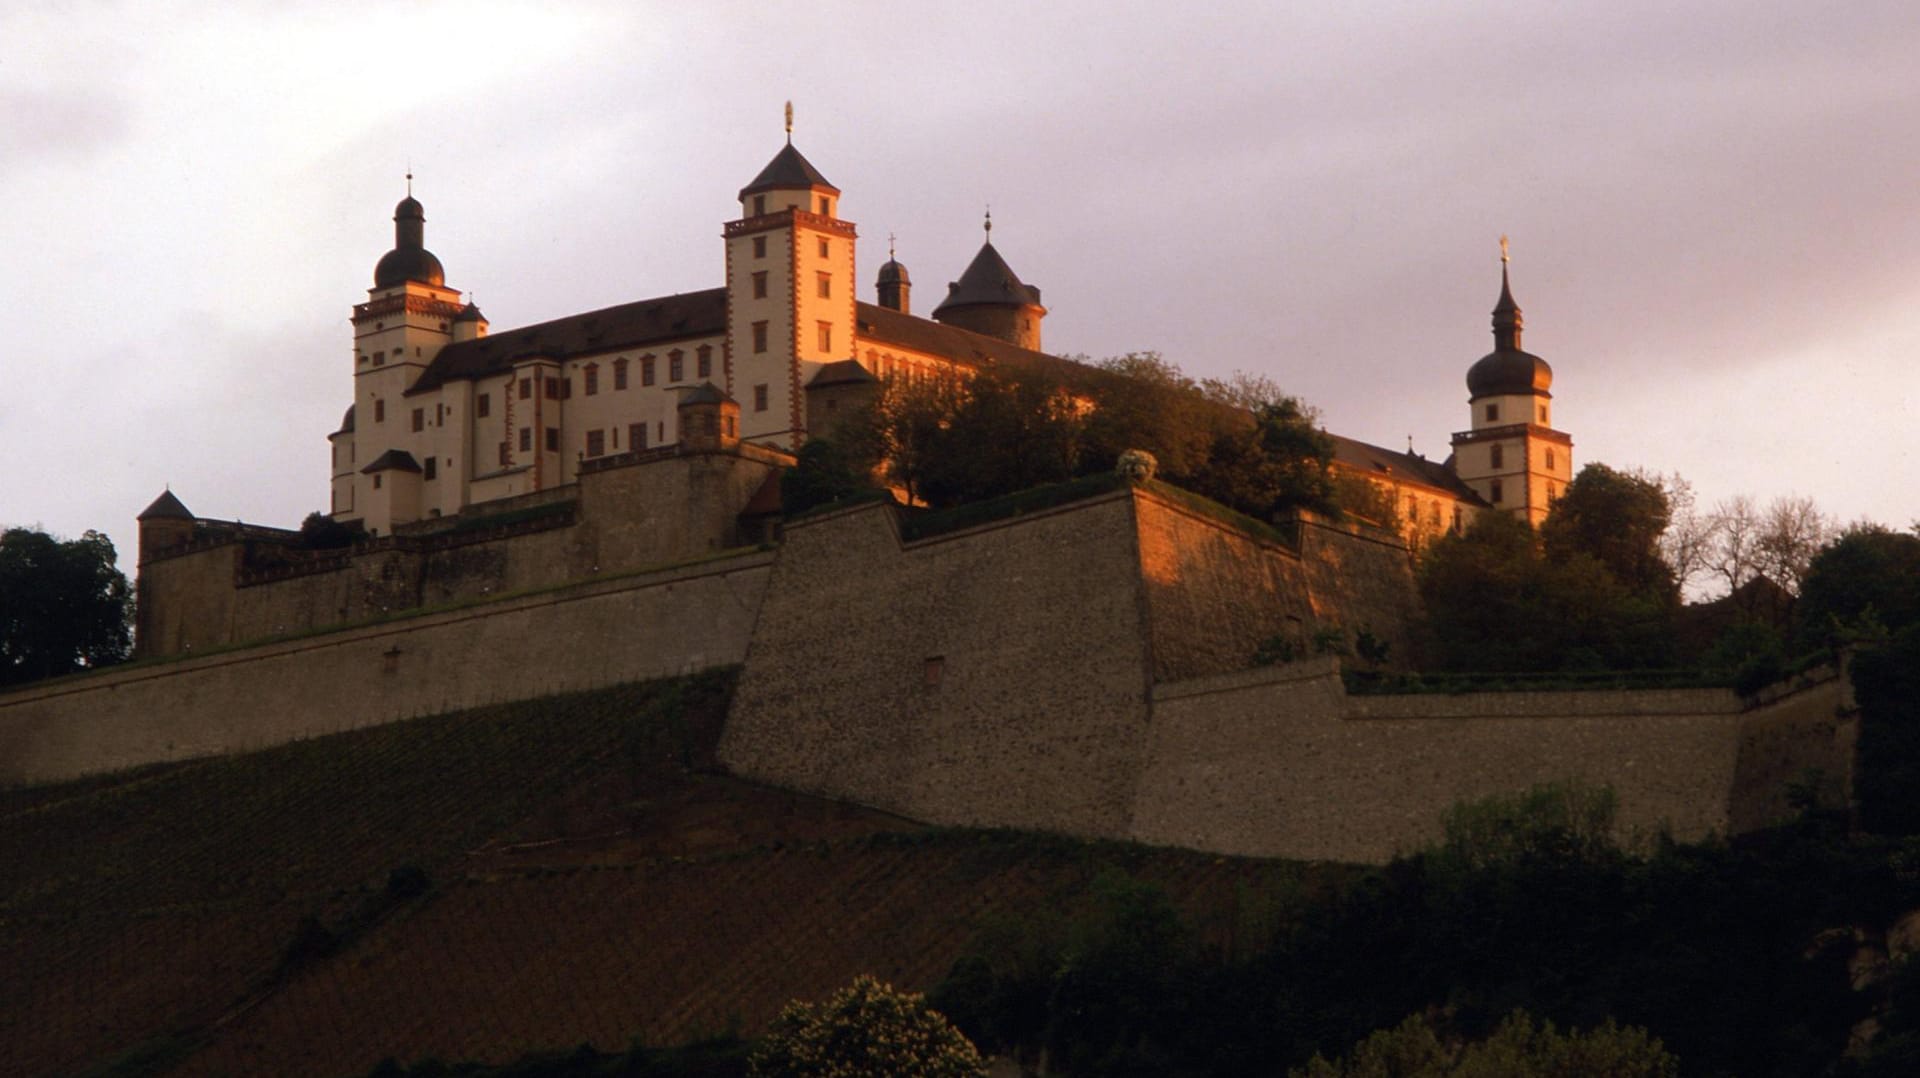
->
(751, 974, 987, 1077)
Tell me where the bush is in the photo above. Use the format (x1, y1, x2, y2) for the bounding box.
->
(1292, 1010, 1679, 1077)
(751, 975, 986, 1077)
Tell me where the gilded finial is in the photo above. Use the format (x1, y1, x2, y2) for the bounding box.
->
(784, 101, 793, 144)
(984, 205, 992, 239)
(1499, 234, 1510, 264)
(888, 232, 896, 260)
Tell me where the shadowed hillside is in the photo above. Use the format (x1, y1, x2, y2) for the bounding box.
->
(0, 670, 1326, 1077)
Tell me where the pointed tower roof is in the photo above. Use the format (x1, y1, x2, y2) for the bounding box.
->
(138, 489, 194, 521)
(1466, 240, 1552, 400)
(739, 143, 839, 200)
(933, 241, 1043, 316)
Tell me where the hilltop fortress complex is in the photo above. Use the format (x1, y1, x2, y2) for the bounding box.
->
(0, 127, 1853, 863)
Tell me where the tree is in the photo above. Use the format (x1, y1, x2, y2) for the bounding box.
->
(877, 371, 1083, 508)
(1539, 463, 1677, 606)
(751, 975, 987, 1077)
(1081, 351, 1216, 479)
(1186, 396, 1336, 522)
(0, 527, 132, 686)
(1794, 524, 1920, 648)
(1292, 1011, 1679, 1078)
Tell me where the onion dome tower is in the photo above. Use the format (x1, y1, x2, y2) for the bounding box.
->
(1451, 238, 1573, 526)
(931, 211, 1046, 351)
(876, 235, 911, 314)
(373, 191, 446, 288)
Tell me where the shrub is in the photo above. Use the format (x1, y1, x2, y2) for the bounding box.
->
(751, 975, 986, 1077)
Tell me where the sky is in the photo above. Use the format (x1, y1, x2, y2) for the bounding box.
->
(4, 0, 1918, 575)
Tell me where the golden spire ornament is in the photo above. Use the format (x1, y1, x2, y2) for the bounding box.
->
(1500, 234, 1510, 264)
(784, 101, 793, 143)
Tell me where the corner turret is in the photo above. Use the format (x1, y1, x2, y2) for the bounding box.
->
(930, 212, 1046, 351)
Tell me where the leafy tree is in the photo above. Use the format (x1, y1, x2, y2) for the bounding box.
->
(781, 430, 886, 515)
(875, 371, 1083, 508)
(1417, 512, 1673, 671)
(1081, 352, 1216, 479)
(1185, 396, 1336, 522)
(1847, 624, 1920, 835)
(1795, 524, 1920, 648)
(751, 975, 986, 1077)
(1538, 463, 1678, 606)
(0, 526, 132, 686)
(298, 511, 361, 550)
(1292, 1011, 1679, 1077)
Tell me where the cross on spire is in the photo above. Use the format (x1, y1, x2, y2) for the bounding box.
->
(984, 205, 992, 240)
(784, 100, 793, 144)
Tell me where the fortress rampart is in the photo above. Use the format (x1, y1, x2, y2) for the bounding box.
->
(6, 478, 1858, 863)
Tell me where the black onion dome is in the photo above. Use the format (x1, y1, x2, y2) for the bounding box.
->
(1466, 348, 1553, 399)
(877, 258, 910, 285)
(373, 192, 445, 288)
(1466, 263, 1551, 400)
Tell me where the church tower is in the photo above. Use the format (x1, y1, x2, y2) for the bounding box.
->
(724, 106, 857, 450)
(1450, 242, 1573, 526)
(931, 212, 1047, 351)
(337, 180, 465, 532)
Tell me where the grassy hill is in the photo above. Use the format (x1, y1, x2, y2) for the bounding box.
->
(0, 670, 1328, 1077)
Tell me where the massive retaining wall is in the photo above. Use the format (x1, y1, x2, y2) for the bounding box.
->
(1133, 659, 1854, 863)
(137, 445, 783, 658)
(0, 550, 773, 786)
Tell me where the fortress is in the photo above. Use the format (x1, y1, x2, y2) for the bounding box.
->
(0, 124, 1857, 863)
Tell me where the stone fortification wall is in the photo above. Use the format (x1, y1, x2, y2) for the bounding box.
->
(1133, 659, 1854, 863)
(719, 492, 1158, 838)
(137, 446, 783, 658)
(1132, 493, 1421, 682)
(0, 551, 773, 787)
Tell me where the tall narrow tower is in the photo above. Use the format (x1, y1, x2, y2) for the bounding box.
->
(1450, 241, 1573, 526)
(723, 107, 857, 450)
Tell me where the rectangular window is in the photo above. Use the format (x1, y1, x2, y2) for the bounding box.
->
(817, 195, 830, 215)
(1490, 443, 1504, 469)
(1485, 403, 1500, 422)
(498, 441, 510, 466)
(817, 272, 831, 298)
(373, 351, 385, 366)
(1546, 447, 1557, 470)
(519, 427, 532, 452)
(629, 422, 648, 450)
(817, 238, 829, 258)
(697, 345, 712, 379)
(1539, 404, 1548, 423)
(411, 407, 424, 432)
(752, 270, 768, 299)
(752, 321, 769, 353)
(519, 378, 532, 400)
(544, 377, 560, 400)
(641, 355, 656, 386)
(477, 393, 491, 418)
(586, 429, 605, 457)
(754, 384, 769, 412)
(753, 235, 767, 258)
(817, 322, 832, 352)
(1490, 478, 1504, 504)
(374, 399, 385, 423)
(753, 195, 766, 216)
(614, 360, 628, 390)
(668, 350, 684, 382)
(424, 457, 437, 481)
(584, 365, 599, 396)
(373, 474, 382, 490)
(545, 427, 560, 452)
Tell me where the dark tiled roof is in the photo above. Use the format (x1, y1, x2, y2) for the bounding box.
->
(806, 359, 878, 387)
(138, 489, 194, 521)
(855, 302, 1097, 390)
(361, 449, 423, 475)
(1329, 434, 1487, 505)
(408, 289, 727, 396)
(336, 404, 356, 435)
(739, 143, 838, 199)
(679, 382, 734, 406)
(739, 470, 785, 518)
(931, 242, 1042, 317)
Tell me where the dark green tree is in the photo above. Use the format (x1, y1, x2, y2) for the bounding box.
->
(1186, 397, 1336, 522)
(1080, 352, 1217, 479)
(886, 371, 1083, 508)
(751, 975, 986, 1077)
(1795, 524, 1920, 648)
(0, 526, 132, 686)
(1540, 463, 1679, 606)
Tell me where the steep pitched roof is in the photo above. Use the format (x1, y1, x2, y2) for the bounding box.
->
(739, 143, 839, 199)
(138, 489, 194, 521)
(806, 359, 879, 387)
(931, 242, 1042, 316)
(855, 302, 1093, 389)
(1328, 434, 1487, 505)
(679, 382, 734, 406)
(408, 289, 727, 395)
(361, 449, 423, 475)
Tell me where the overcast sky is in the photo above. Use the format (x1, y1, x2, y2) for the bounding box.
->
(5, 1, 1917, 574)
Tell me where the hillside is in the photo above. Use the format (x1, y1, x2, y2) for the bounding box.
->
(0, 671, 1329, 1077)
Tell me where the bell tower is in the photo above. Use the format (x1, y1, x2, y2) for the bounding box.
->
(723, 104, 857, 451)
(1450, 239, 1573, 526)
